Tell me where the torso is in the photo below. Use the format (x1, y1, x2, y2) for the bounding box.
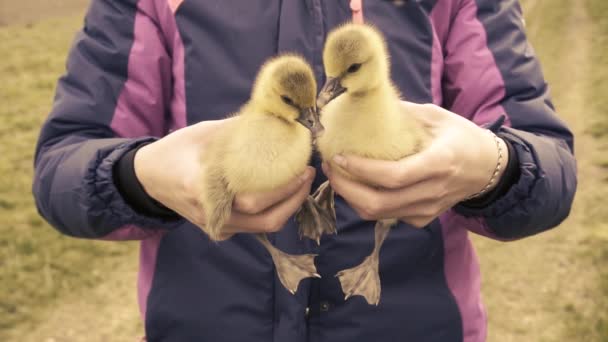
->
(163, 0, 443, 129)
(143, 1, 467, 341)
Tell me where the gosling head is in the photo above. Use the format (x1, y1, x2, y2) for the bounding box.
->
(252, 54, 324, 137)
(318, 23, 390, 108)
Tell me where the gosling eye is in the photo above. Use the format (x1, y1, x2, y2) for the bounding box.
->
(347, 63, 362, 73)
(281, 95, 295, 106)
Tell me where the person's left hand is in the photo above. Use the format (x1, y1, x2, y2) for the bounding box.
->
(322, 101, 509, 228)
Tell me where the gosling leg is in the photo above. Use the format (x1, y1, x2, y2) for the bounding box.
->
(255, 233, 320, 294)
(335, 218, 396, 305)
(295, 193, 336, 245)
(313, 181, 336, 230)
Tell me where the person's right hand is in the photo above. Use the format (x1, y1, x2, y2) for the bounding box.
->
(133, 118, 315, 240)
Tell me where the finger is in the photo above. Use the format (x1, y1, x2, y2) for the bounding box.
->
(215, 232, 235, 241)
(328, 167, 448, 217)
(400, 101, 448, 124)
(225, 175, 313, 233)
(399, 216, 436, 229)
(233, 167, 315, 214)
(326, 167, 389, 218)
(332, 149, 442, 189)
(367, 200, 447, 221)
(331, 155, 406, 189)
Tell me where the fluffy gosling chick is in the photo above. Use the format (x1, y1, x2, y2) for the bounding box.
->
(316, 23, 429, 305)
(200, 54, 324, 294)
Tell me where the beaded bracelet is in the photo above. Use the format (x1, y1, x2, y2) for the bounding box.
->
(465, 130, 504, 200)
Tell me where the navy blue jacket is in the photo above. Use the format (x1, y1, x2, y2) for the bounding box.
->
(33, 0, 577, 341)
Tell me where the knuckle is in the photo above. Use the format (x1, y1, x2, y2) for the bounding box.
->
(410, 218, 428, 228)
(430, 181, 449, 200)
(204, 227, 221, 241)
(217, 232, 233, 241)
(421, 204, 440, 217)
(266, 223, 282, 233)
(264, 216, 284, 232)
(438, 182, 450, 199)
(365, 202, 382, 217)
(181, 173, 199, 195)
(437, 149, 456, 170)
(441, 162, 458, 179)
(421, 103, 438, 112)
(358, 209, 374, 221)
(183, 189, 203, 209)
(446, 152, 456, 168)
(358, 201, 383, 220)
(236, 197, 263, 214)
(195, 222, 208, 235)
(412, 220, 426, 229)
(386, 173, 405, 189)
(179, 177, 191, 193)
(193, 212, 206, 225)
(402, 217, 415, 226)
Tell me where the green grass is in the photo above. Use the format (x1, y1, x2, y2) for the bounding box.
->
(0, 15, 138, 338)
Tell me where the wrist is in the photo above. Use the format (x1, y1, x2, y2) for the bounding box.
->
(466, 130, 509, 200)
(487, 136, 509, 192)
(460, 135, 519, 208)
(133, 144, 155, 198)
(116, 142, 178, 218)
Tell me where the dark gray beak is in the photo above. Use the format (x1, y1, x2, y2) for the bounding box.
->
(296, 107, 325, 138)
(317, 77, 346, 109)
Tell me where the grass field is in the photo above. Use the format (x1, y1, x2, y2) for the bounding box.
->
(473, 0, 608, 340)
(0, 3, 142, 341)
(0, 0, 606, 341)
(584, 0, 608, 336)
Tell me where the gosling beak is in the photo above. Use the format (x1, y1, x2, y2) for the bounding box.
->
(297, 107, 325, 138)
(317, 77, 346, 109)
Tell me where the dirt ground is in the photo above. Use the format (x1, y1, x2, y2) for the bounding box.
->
(0, 0, 88, 26)
(1, 0, 606, 341)
(473, 1, 607, 341)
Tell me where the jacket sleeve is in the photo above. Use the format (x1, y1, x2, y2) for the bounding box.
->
(442, 0, 577, 239)
(33, 0, 183, 239)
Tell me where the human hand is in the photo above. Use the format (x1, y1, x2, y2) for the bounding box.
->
(134, 119, 315, 239)
(322, 101, 508, 228)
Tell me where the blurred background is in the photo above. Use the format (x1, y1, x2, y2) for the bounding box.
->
(0, 0, 606, 341)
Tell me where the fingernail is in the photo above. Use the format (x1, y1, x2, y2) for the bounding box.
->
(333, 155, 346, 167)
(300, 169, 312, 183)
(322, 162, 330, 175)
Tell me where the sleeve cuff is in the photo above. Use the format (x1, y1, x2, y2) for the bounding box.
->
(113, 143, 180, 219)
(454, 127, 538, 218)
(92, 138, 184, 232)
(453, 124, 577, 239)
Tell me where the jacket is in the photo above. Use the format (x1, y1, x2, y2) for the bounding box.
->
(33, 0, 577, 341)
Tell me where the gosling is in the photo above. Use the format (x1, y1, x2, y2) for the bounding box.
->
(316, 23, 429, 305)
(200, 54, 324, 295)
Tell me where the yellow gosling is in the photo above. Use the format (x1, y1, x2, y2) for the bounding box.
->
(200, 54, 323, 294)
(317, 23, 430, 305)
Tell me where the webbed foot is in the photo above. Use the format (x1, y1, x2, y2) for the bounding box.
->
(256, 234, 320, 294)
(296, 195, 336, 245)
(272, 250, 320, 294)
(336, 254, 381, 305)
(336, 219, 395, 306)
(313, 181, 336, 228)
